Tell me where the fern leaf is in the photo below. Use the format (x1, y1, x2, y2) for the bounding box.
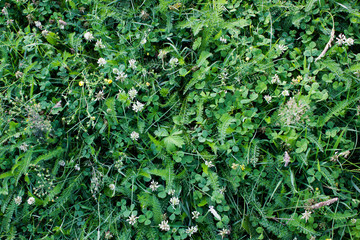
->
(218, 114, 235, 144)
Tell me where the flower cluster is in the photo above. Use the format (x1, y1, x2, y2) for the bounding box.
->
(336, 33, 354, 46)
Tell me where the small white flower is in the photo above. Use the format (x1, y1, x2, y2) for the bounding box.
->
(14, 196, 22, 205)
(127, 214, 139, 225)
(168, 189, 175, 195)
(132, 101, 145, 112)
(271, 74, 280, 84)
(34, 21, 42, 29)
(59, 160, 66, 167)
(218, 228, 231, 239)
(185, 225, 198, 236)
(140, 38, 147, 45)
(351, 218, 357, 224)
(27, 197, 35, 205)
(41, 30, 49, 37)
(170, 197, 180, 207)
(19, 143, 29, 152)
(158, 49, 167, 59)
(264, 95, 272, 103)
(169, 57, 179, 67)
(109, 184, 115, 191)
(284, 151, 290, 167)
(95, 39, 105, 49)
(219, 187, 226, 195)
(208, 206, 221, 221)
(129, 59, 137, 70)
(192, 211, 200, 219)
(95, 90, 105, 101)
(205, 161, 214, 168)
(345, 38, 354, 46)
(130, 131, 139, 141)
(159, 220, 170, 231)
(113, 68, 120, 74)
(84, 32, 94, 41)
(281, 89, 290, 96)
(74, 164, 80, 171)
(115, 71, 127, 82)
(301, 210, 312, 222)
(97, 58, 107, 67)
(220, 37, 227, 43)
(128, 88, 138, 100)
(336, 34, 347, 46)
(278, 44, 288, 53)
(149, 180, 160, 192)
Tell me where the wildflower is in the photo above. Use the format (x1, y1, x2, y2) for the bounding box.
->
(105, 231, 113, 239)
(231, 163, 239, 170)
(6, 19, 14, 25)
(264, 95, 272, 103)
(41, 30, 49, 37)
(168, 189, 175, 195)
(185, 225, 198, 236)
(129, 59, 137, 70)
(14, 196, 22, 205)
(351, 218, 357, 224)
(240, 164, 245, 170)
(140, 10, 150, 20)
(84, 32, 94, 41)
(169, 57, 179, 67)
(278, 96, 310, 126)
(209, 206, 221, 221)
(205, 161, 214, 167)
(149, 180, 160, 192)
(159, 220, 170, 231)
(281, 89, 290, 97)
(127, 214, 139, 225)
(59, 160, 66, 167)
(130, 131, 139, 141)
(301, 210, 312, 222)
(74, 164, 80, 171)
(192, 211, 200, 219)
(2, 7, 8, 16)
(146, 82, 150, 86)
(109, 184, 115, 191)
(284, 151, 290, 167)
(115, 71, 127, 82)
(34, 21, 42, 29)
(278, 44, 288, 53)
(220, 37, 227, 43)
(170, 196, 180, 207)
(79, 81, 84, 87)
(15, 71, 23, 79)
(158, 49, 167, 59)
(58, 20, 67, 29)
(132, 101, 145, 112)
(128, 88, 138, 100)
(27, 197, 35, 205)
(19, 143, 29, 152)
(140, 38, 147, 45)
(336, 34, 347, 46)
(97, 58, 107, 67)
(218, 228, 231, 239)
(105, 79, 112, 84)
(219, 187, 226, 195)
(95, 90, 105, 101)
(345, 38, 354, 46)
(271, 74, 280, 84)
(95, 39, 105, 49)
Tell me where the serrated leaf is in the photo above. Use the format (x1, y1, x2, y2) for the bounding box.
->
(163, 135, 184, 152)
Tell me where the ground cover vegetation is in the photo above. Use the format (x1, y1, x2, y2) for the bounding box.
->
(1, 0, 360, 239)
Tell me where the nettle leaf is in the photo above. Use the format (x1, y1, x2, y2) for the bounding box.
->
(163, 135, 184, 152)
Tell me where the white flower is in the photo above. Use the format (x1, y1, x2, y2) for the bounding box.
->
(127, 214, 139, 225)
(84, 32, 94, 41)
(149, 180, 160, 192)
(219, 37, 227, 43)
(129, 59, 137, 70)
(336, 34, 347, 46)
(351, 218, 357, 224)
(185, 225, 198, 236)
(281, 89, 290, 97)
(219, 187, 226, 195)
(208, 206, 221, 221)
(113, 68, 120, 74)
(74, 164, 80, 171)
(132, 101, 145, 112)
(301, 210, 312, 222)
(168, 189, 175, 195)
(95, 90, 105, 101)
(192, 211, 200, 219)
(169, 57, 179, 67)
(158, 49, 167, 59)
(345, 38, 354, 46)
(271, 74, 280, 84)
(109, 184, 115, 191)
(97, 58, 107, 67)
(284, 151, 291, 167)
(59, 160, 66, 167)
(19, 143, 29, 152)
(205, 161, 214, 168)
(130, 131, 139, 141)
(128, 88, 138, 100)
(95, 39, 105, 49)
(159, 220, 170, 231)
(170, 197, 180, 207)
(115, 71, 127, 82)
(34, 21, 42, 28)
(27, 197, 35, 205)
(264, 95, 272, 103)
(140, 38, 147, 45)
(41, 30, 49, 37)
(278, 44, 288, 53)
(14, 196, 22, 205)
(218, 228, 231, 239)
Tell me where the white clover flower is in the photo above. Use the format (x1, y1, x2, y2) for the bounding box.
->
(149, 180, 160, 192)
(19, 143, 29, 152)
(231, 163, 239, 170)
(95, 39, 105, 49)
(219, 37, 227, 43)
(132, 101, 145, 112)
(218, 228, 231, 239)
(301, 210, 312, 222)
(27, 197, 35, 205)
(170, 197, 180, 207)
(336, 34, 347, 46)
(278, 44, 288, 53)
(281, 90, 290, 97)
(115, 71, 127, 82)
(59, 160, 66, 167)
(84, 32, 94, 41)
(169, 57, 179, 67)
(97, 58, 107, 67)
(271, 74, 280, 84)
(159, 220, 170, 231)
(284, 151, 290, 167)
(34, 21, 42, 29)
(140, 38, 147, 45)
(127, 214, 139, 225)
(192, 211, 200, 219)
(130, 131, 139, 141)
(158, 49, 167, 59)
(14, 196, 22, 205)
(205, 161, 214, 168)
(74, 164, 80, 171)
(208, 206, 221, 221)
(41, 30, 49, 37)
(128, 88, 138, 100)
(95, 90, 105, 101)
(185, 225, 198, 236)
(345, 38, 354, 46)
(168, 189, 175, 195)
(129, 59, 137, 70)
(264, 95, 272, 103)
(109, 184, 115, 191)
